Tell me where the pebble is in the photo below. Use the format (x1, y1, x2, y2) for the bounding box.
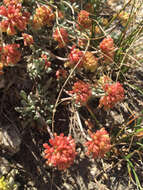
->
(110, 111, 124, 124)
(0, 157, 10, 175)
(0, 125, 21, 155)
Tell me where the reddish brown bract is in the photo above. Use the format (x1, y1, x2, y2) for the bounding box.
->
(77, 10, 91, 30)
(0, 4, 30, 35)
(33, 6, 55, 30)
(0, 44, 21, 66)
(22, 33, 34, 46)
(85, 128, 111, 158)
(53, 28, 68, 48)
(41, 54, 51, 68)
(83, 51, 98, 72)
(3, 0, 22, 5)
(99, 82, 124, 110)
(43, 134, 76, 170)
(68, 46, 85, 68)
(69, 81, 92, 106)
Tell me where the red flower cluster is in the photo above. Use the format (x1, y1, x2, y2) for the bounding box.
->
(77, 10, 91, 30)
(68, 46, 85, 68)
(83, 51, 98, 72)
(99, 82, 124, 110)
(0, 4, 30, 35)
(43, 133, 76, 170)
(53, 28, 68, 48)
(22, 33, 34, 46)
(69, 81, 92, 105)
(0, 44, 21, 66)
(3, 0, 22, 6)
(33, 6, 55, 30)
(100, 37, 115, 62)
(85, 128, 111, 158)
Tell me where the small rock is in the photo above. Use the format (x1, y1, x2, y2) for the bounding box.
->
(0, 125, 21, 155)
(63, 183, 72, 189)
(0, 157, 10, 175)
(27, 180, 35, 187)
(88, 182, 97, 190)
(120, 102, 128, 113)
(90, 167, 97, 176)
(110, 111, 124, 124)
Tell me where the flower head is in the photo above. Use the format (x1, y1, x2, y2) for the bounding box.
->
(3, 0, 22, 6)
(100, 37, 115, 62)
(43, 133, 76, 170)
(69, 81, 92, 106)
(83, 51, 98, 72)
(33, 6, 55, 30)
(85, 128, 111, 158)
(77, 10, 91, 30)
(41, 54, 51, 68)
(118, 11, 129, 26)
(22, 33, 34, 46)
(53, 28, 68, 48)
(0, 44, 21, 66)
(0, 4, 30, 35)
(68, 46, 85, 68)
(99, 82, 124, 110)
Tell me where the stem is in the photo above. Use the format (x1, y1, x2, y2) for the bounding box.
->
(37, 112, 53, 138)
(75, 111, 91, 140)
(85, 104, 102, 128)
